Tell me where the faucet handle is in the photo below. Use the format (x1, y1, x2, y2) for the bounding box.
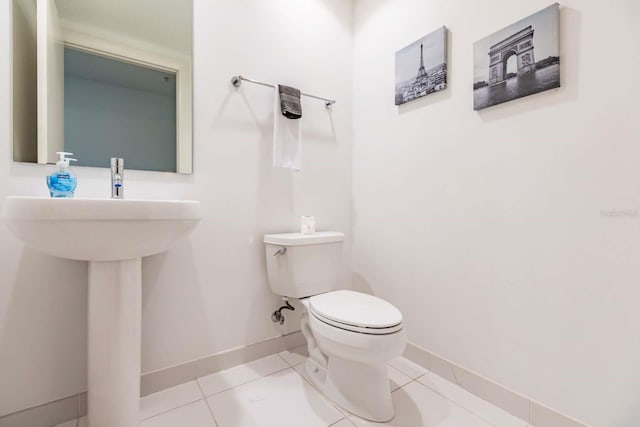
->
(110, 158, 124, 199)
(110, 157, 124, 170)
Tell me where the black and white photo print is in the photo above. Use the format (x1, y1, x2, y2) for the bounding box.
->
(473, 3, 560, 110)
(395, 26, 447, 106)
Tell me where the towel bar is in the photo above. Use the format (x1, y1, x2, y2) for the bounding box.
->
(231, 75, 336, 108)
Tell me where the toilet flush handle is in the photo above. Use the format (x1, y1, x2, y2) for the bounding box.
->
(273, 247, 287, 256)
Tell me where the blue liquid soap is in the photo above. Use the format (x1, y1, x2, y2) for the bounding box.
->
(47, 152, 78, 198)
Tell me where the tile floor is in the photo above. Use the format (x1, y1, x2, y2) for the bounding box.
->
(56, 347, 533, 427)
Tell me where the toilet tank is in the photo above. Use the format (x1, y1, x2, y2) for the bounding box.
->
(264, 231, 344, 298)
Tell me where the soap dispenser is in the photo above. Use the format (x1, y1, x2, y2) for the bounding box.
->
(47, 152, 78, 198)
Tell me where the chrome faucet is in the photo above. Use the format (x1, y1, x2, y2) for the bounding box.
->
(110, 158, 124, 199)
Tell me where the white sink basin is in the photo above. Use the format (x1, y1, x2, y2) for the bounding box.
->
(2, 196, 201, 261)
(2, 196, 201, 427)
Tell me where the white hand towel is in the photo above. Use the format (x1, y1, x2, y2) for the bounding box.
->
(273, 86, 302, 170)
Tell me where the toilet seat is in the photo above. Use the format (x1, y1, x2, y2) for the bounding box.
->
(308, 290, 403, 335)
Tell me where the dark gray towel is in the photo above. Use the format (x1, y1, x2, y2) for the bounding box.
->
(279, 85, 302, 119)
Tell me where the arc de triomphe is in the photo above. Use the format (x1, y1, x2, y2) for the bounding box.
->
(487, 26, 536, 86)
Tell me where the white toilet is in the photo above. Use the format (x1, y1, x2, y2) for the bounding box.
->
(264, 231, 407, 422)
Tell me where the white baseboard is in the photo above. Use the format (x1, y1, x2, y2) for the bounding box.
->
(0, 331, 305, 427)
(0, 394, 81, 427)
(141, 330, 305, 396)
(404, 342, 591, 427)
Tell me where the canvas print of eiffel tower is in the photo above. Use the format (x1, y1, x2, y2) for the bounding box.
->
(395, 26, 448, 106)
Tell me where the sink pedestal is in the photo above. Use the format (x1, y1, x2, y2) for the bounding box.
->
(2, 196, 201, 427)
(88, 259, 142, 427)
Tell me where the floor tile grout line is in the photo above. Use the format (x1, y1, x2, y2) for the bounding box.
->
(411, 377, 508, 427)
(192, 378, 206, 399)
(343, 379, 419, 425)
(423, 372, 526, 426)
(196, 380, 221, 427)
(290, 365, 353, 420)
(394, 377, 417, 392)
(414, 370, 430, 382)
(137, 379, 205, 421)
(200, 363, 342, 427)
(393, 378, 498, 426)
(196, 354, 289, 385)
(194, 355, 415, 414)
(421, 370, 528, 426)
(387, 357, 431, 379)
(277, 350, 308, 368)
(388, 363, 419, 391)
(202, 397, 221, 427)
(387, 362, 414, 375)
(140, 397, 205, 422)
(412, 377, 480, 413)
(327, 416, 349, 427)
(276, 352, 294, 367)
(198, 365, 293, 399)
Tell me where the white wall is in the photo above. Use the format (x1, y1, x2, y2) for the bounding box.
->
(0, 0, 353, 415)
(352, 1, 640, 427)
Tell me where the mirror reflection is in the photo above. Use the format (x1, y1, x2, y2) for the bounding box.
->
(12, 0, 193, 173)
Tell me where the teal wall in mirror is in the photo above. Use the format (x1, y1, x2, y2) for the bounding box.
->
(64, 48, 177, 172)
(11, 0, 193, 174)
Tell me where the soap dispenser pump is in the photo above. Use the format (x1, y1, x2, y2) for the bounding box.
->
(47, 152, 78, 198)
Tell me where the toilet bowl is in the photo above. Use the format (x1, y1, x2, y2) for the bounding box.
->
(263, 231, 406, 422)
(300, 290, 406, 422)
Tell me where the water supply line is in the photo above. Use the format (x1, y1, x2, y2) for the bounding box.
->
(271, 297, 295, 325)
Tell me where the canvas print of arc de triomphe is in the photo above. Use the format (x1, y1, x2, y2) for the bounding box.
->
(473, 3, 560, 110)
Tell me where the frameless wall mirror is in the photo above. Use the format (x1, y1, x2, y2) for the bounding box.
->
(12, 0, 193, 173)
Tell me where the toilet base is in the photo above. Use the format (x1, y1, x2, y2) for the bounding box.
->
(305, 355, 395, 422)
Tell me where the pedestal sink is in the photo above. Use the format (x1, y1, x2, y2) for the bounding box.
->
(2, 196, 201, 427)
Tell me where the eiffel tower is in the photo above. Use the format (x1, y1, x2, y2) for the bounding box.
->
(416, 43, 428, 79)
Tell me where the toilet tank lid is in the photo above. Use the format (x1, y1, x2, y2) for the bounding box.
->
(264, 231, 344, 246)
